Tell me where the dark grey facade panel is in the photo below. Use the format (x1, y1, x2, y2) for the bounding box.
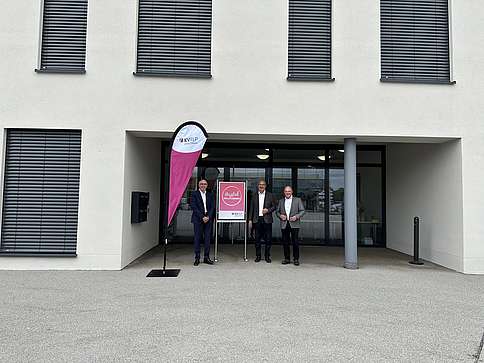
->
(136, 0, 212, 77)
(1, 130, 82, 255)
(37, 0, 88, 73)
(288, 0, 332, 80)
(381, 0, 450, 83)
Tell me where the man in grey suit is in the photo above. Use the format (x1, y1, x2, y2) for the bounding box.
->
(276, 186, 305, 266)
(248, 180, 277, 263)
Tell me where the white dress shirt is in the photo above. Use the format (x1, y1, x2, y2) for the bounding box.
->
(200, 190, 207, 213)
(258, 191, 265, 217)
(284, 196, 293, 217)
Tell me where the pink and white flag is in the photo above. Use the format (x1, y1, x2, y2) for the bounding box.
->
(167, 122, 208, 225)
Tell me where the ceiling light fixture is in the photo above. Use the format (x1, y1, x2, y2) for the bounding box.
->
(201, 153, 209, 159)
(257, 154, 270, 160)
(317, 155, 326, 161)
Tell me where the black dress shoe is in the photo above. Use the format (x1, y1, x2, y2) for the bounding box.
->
(294, 260, 300, 266)
(282, 259, 290, 265)
(255, 256, 261, 263)
(203, 257, 214, 265)
(194, 259, 200, 266)
(265, 257, 272, 263)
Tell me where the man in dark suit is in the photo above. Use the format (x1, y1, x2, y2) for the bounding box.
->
(190, 179, 215, 266)
(248, 180, 277, 263)
(276, 186, 305, 266)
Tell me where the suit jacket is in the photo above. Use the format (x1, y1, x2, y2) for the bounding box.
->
(190, 190, 215, 224)
(248, 191, 277, 224)
(276, 197, 306, 229)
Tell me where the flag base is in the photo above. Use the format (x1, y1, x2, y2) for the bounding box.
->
(409, 260, 424, 266)
(146, 269, 181, 278)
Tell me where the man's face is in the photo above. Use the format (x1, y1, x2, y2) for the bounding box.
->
(284, 187, 293, 198)
(199, 180, 208, 192)
(258, 181, 266, 193)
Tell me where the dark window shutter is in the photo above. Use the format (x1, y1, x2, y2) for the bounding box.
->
(288, 0, 332, 81)
(37, 0, 88, 73)
(136, 0, 212, 77)
(1, 130, 82, 256)
(381, 0, 451, 83)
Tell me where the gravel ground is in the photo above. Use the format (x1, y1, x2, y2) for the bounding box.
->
(1, 245, 483, 362)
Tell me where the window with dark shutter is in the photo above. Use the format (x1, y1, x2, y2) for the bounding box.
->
(36, 0, 88, 74)
(1, 130, 82, 256)
(381, 0, 452, 84)
(288, 0, 332, 81)
(135, 0, 212, 78)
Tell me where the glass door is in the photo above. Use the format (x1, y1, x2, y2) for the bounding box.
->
(329, 168, 344, 244)
(296, 168, 325, 243)
(271, 168, 292, 240)
(227, 167, 266, 242)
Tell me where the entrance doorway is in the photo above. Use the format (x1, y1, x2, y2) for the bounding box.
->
(164, 143, 385, 247)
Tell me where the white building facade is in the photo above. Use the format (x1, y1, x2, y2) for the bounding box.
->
(0, 0, 482, 273)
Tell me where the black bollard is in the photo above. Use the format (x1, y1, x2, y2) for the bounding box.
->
(409, 216, 424, 265)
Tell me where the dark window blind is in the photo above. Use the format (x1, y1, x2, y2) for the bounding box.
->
(288, 0, 332, 81)
(136, 0, 212, 77)
(1, 130, 82, 256)
(381, 0, 451, 83)
(37, 0, 88, 73)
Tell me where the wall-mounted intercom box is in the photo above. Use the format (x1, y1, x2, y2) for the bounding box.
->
(131, 191, 149, 223)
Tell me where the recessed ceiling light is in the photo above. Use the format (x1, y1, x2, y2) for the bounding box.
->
(338, 149, 344, 153)
(201, 153, 209, 159)
(257, 154, 270, 160)
(264, 148, 270, 151)
(317, 155, 326, 161)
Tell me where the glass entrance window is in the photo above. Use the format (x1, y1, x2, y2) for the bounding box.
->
(229, 168, 266, 242)
(230, 167, 266, 194)
(272, 168, 292, 240)
(170, 167, 199, 239)
(296, 168, 325, 242)
(329, 169, 344, 243)
(357, 167, 384, 246)
(272, 168, 291, 199)
(165, 142, 386, 247)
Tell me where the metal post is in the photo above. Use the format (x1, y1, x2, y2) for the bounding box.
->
(244, 220, 247, 262)
(214, 179, 219, 262)
(162, 238, 167, 271)
(409, 216, 424, 265)
(215, 221, 218, 262)
(344, 138, 358, 269)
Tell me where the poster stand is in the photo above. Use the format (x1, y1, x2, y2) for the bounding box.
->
(214, 180, 248, 262)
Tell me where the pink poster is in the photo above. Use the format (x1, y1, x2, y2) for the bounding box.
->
(218, 182, 246, 220)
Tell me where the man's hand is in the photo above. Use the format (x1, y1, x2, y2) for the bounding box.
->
(289, 216, 297, 222)
(262, 208, 269, 215)
(280, 214, 287, 221)
(202, 216, 209, 223)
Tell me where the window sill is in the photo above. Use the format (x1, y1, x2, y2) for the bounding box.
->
(287, 76, 335, 82)
(380, 78, 456, 85)
(133, 71, 212, 79)
(35, 68, 86, 74)
(0, 252, 77, 257)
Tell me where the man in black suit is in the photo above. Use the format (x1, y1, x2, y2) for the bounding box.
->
(248, 180, 277, 263)
(190, 179, 215, 266)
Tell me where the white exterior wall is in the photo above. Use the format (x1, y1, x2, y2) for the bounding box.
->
(0, 0, 483, 272)
(121, 135, 161, 268)
(387, 141, 464, 272)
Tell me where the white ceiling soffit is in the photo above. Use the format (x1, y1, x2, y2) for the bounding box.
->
(127, 131, 458, 144)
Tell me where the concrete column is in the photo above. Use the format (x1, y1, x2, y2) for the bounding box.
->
(344, 138, 358, 269)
